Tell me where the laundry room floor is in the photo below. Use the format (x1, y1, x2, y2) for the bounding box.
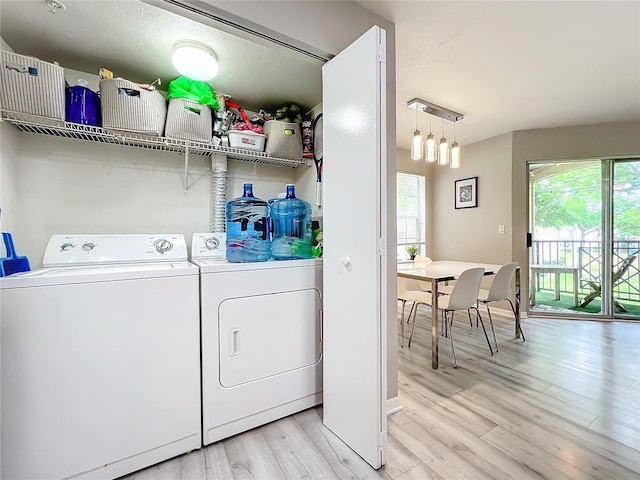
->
(121, 314, 640, 480)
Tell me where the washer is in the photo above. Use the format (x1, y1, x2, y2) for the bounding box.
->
(1, 234, 201, 480)
(191, 233, 323, 445)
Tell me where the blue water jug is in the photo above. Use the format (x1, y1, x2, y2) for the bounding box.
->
(226, 182, 271, 262)
(271, 184, 313, 260)
(65, 80, 101, 126)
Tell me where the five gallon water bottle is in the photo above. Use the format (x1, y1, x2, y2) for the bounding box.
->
(270, 184, 313, 260)
(225, 183, 271, 262)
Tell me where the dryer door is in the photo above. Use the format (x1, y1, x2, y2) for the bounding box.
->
(219, 289, 322, 386)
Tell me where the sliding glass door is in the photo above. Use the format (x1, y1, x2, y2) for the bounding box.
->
(528, 158, 640, 319)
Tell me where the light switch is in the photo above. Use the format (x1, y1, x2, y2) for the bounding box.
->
(498, 225, 505, 234)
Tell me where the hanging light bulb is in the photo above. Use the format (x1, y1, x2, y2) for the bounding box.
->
(411, 129, 423, 160)
(425, 114, 436, 162)
(450, 122, 461, 168)
(437, 118, 449, 165)
(410, 107, 423, 160)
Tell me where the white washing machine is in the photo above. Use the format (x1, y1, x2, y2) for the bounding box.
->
(1, 234, 201, 480)
(191, 233, 323, 445)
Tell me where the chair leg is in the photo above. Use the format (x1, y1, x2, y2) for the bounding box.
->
(446, 311, 457, 368)
(399, 299, 406, 348)
(472, 306, 494, 356)
(485, 304, 499, 352)
(408, 303, 420, 347)
(407, 302, 415, 322)
(579, 290, 599, 308)
(506, 298, 525, 342)
(467, 308, 473, 327)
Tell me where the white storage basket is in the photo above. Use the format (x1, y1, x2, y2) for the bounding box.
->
(164, 98, 212, 143)
(263, 120, 303, 159)
(100, 79, 166, 136)
(0, 51, 65, 121)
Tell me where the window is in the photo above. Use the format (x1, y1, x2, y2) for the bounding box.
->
(397, 172, 426, 261)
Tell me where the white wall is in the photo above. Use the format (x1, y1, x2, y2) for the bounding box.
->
(431, 132, 513, 264)
(13, 132, 301, 268)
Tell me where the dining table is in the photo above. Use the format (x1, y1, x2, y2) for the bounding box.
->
(397, 260, 521, 369)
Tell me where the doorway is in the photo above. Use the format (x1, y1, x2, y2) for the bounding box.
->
(528, 158, 640, 319)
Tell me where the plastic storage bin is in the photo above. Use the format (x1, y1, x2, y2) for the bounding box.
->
(0, 51, 65, 121)
(225, 183, 271, 262)
(270, 184, 313, 260)
(100, 79, 166, 136)
(164, 98, 212, 143)
(227, 130, 266, 152)
(65, 80, 101, 126)
(263, 120, 303, 159)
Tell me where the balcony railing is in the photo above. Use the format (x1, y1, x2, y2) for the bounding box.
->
(531, 240, 640, 304)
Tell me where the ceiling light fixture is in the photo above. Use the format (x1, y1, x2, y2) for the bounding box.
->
(438, 118, 449, 166)
(450, 122, 461, 169)
(172, 40, 219, 81)
(407, 98, 463, 167)
(410, 107, 423, 160)
(425, 114, 436, 162)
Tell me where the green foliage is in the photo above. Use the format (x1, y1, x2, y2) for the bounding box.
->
(533, 161, 640, 239)
(406, 245, 419, 257)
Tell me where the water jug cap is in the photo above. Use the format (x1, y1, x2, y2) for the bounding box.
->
(76, 79, 89, 88)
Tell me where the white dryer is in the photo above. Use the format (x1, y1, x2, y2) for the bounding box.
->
(1, 234, 201, 480)
(191, 233, 323, 445)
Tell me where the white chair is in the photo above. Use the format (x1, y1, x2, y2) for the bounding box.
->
(409, 267, 492, 368)
(413, 255, 433, 292)
(397, 276, 433, 348)
(477, 262, 523, 350)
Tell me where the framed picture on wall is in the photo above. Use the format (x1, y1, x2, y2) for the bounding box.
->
(454, 176, 478, 209)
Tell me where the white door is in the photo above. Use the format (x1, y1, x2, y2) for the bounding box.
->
(322, 26, 388, 469)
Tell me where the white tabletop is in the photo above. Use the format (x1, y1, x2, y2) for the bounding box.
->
(397, 260, 504, 282)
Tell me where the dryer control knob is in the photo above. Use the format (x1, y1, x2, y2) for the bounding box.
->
(60, 242, 74, 251)
(154, 239, 173, 254)
(82, 242, 96, 251)
(205, 237, 220, 250)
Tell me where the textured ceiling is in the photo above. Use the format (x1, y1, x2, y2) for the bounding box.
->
(0, 0, 323, 114)
(358, 0, 640, 149)
(2, 1, 638, 149)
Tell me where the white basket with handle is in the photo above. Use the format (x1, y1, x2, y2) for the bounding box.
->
(100, 78, 166, 136)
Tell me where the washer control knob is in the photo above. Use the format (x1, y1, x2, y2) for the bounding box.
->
(205, 237, 219, 250)
(82, 242, 96, 252)
(154, 239, 173, 254)
(60, 242, 74, 252)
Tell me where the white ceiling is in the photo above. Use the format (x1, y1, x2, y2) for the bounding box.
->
(1, 1, 638, 149)
(0, 0, 323, 114)
(358, 0, 640, 148)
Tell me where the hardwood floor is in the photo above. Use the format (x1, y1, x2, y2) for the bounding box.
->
(122, 310, 640, 479)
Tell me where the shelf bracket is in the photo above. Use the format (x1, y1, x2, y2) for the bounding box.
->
(184, 142, 190, 194)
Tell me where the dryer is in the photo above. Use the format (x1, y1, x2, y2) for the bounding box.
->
(1, 234, 201, 480)
(191, 233, 323, 445)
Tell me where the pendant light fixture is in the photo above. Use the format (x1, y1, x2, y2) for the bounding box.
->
(410, 107, 423, 160)
(450, 121, 461, 168)
(406, 98, 463, 167)
(425, 114, 436, 162)
(437, 118, 449, 165)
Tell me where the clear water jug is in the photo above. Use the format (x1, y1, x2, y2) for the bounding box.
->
(225, 183, 271, 262)
(271, 184, 313, 260)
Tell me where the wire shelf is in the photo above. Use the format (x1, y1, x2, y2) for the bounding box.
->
(1, 111, 307, 169)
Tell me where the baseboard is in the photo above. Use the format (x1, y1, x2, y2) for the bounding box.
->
(386, 396, 402, 416)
